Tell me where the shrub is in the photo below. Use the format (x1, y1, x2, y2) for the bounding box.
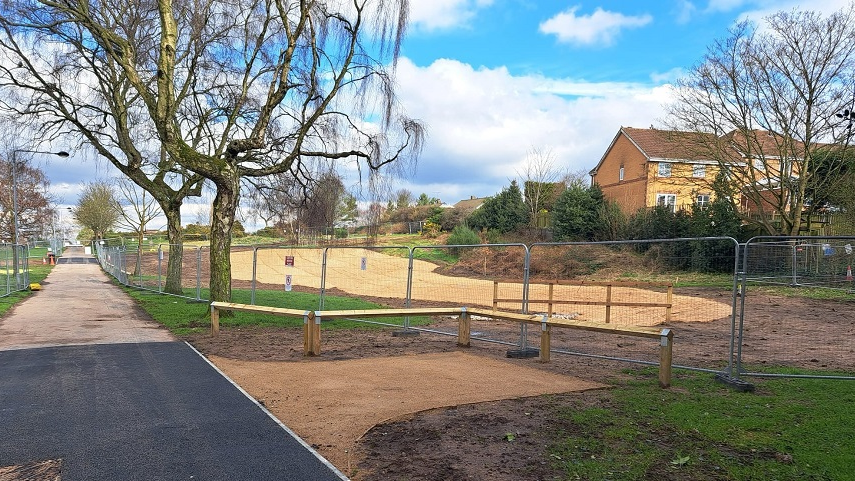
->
(421, 220, 440, 238)
(467, 181, 529, 234)
(446, 225, 480, 246)
(254, 226, 283, 237)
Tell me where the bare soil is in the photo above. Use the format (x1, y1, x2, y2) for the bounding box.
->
(185, 288, 855, 481)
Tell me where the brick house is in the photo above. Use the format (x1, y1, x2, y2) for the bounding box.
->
(589, 126, 798, 217)
(589, 127, 723, 214)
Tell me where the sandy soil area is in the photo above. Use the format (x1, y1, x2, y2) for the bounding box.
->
(211, 351, 606, 471)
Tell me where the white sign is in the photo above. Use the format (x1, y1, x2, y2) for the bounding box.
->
(360, 257, 367, 271)
(285, 274, 293, 292)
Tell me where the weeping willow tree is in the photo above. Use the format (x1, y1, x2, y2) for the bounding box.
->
(0, 0, 424, 302)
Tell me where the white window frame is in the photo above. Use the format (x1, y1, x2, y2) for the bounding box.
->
(619, 165, 625, 181)
(656, 193, 677, 212)
(692, 164, 705, 178)
(658, 162, 671, 177)
(696, 194, 710, 209)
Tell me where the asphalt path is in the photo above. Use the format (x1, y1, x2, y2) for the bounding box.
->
(0, 249, 346, 480)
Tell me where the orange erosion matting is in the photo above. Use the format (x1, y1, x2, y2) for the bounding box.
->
(210, 351, 608, 471)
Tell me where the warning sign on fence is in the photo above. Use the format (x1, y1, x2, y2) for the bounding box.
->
(285, 274, 293, 292)
(285, 255, 295, 267)
(360, 257, 367, 271)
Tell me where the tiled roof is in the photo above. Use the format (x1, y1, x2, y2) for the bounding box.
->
(621, 127, 720, 161)
(454, 197, 487, 210)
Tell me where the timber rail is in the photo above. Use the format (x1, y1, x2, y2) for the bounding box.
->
(495, 279, 673, 323)
(210, 302, 675, 388)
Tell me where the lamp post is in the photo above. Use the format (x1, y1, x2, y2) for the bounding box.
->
(10, 149, 69, 288)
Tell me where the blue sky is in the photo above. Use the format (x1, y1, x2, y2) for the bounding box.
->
(42, 0, 849, 230)
(378, 0, 848, 207)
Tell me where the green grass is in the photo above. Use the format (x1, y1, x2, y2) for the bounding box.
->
(0, 263, 53, 316)
(748, 284, 855, 302)
(411, 247, 459, 264)
(124, 286, 431, 335)
(28, 247, 50, 259)
(550, 368, 855, 480)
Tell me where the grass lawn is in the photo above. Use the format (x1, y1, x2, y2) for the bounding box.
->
(549, 368, 854, 480)
(124, 286, 431, 336)
(0, 263, 53, 316)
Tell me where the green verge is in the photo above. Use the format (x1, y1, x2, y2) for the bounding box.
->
(0, 263, 54, 316)
(124, 286, 431, 336)
(550, 368, 855, 480)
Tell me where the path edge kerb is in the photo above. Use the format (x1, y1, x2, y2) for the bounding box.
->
(184, 342, 350, 481)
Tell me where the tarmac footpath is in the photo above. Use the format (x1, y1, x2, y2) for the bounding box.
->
(0, 248, 346, 480)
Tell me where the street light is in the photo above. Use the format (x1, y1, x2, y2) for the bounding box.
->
(10, 148, 69, 288)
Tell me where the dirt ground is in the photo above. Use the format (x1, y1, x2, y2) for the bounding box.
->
(186, 288, 855, 481)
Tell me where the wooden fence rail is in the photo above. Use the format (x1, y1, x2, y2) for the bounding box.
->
(494, 279, 673, 324)
(210, 302, 675, 388)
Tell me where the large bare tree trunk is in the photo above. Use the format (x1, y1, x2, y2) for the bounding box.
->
(209, 178, 239, 302)
(162, 201, 184, 295)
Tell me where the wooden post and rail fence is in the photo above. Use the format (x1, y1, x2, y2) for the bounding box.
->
(494, 279, 673, 324)
(210, 301, 675, 388)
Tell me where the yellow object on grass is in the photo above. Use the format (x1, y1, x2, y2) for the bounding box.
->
(29, 283, 42, 291)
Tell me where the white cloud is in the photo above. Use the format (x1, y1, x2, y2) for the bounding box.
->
(650, 67, 688, 84)
(393, 57, 674, 203)
(734, 0, 852, 23)
(409, 0, 494, 32)
(539, 6, 653, 46)
(704, 0, 747, 13)
(674, 0, 698, 23)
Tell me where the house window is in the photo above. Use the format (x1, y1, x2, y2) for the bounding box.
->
(619, 165, 624, 181)
(658, 162, 671, 177)
(752, 158, 764, 171)
(696, 194, 710, 209)
(693, 164, 705, 178)
(656, 193, 677, 212)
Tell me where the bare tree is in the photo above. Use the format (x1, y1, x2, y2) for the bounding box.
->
(0, 153, 53, 243)
(115, 177, 162, 275)
(518, 147, 564, 227)
(74, 182, 120, 240)
(667, 6, 855, 235)
(0, 0, 423, 302)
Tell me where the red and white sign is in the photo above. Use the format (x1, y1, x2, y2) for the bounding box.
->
(285, 255, 295, 267)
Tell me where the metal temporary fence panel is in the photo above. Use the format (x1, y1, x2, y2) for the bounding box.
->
(121, 244, 203, 300)
(530, 238, 740, 372)
(409, 244, 529, 310)
(320, 246, 412, 310)
(0, 244, 18, 296)
(249, 245, 325, 306)
(738, 236, 855, 380)
(406, 244, 530, 346)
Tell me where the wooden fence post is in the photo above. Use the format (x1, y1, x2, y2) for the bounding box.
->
(605, 284, 612, 323)
(547, 282, 554, 318)
(303, 311, 312, 356)
(458, 308, 471, 347)
(211, 304, 220, 336)
(665, 284, 673, 322)
(493, 281, 499, 311)
(659, 328, 674, 388)
(311, 311, 321, 356)
(539, 316, 551, 363)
